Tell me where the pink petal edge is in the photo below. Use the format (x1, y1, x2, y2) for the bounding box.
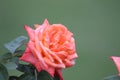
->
(24, 25, 35, 41)
(110, 56, 120, 76)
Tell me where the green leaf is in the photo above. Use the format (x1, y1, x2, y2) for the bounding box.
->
(0, 50, 23, 64)
(19, 74, 35, 80)
(37, 70, 53, 80)
(4, 36, 28, 54)
(0, 53, 19, 70)
(104, 75, 120, 80)
(13, 50, 25, 57)
(16, 64, 34, 74)
(0, 63, 9, 80)
(9, 76, 19, 80)
(0, 53, 12, 63)
(18, 70, 53, 80)
(4, 62, 17, 70)
(10, 57, 19, 65)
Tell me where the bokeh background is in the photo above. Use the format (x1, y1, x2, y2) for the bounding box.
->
(0, 0, 120, 80)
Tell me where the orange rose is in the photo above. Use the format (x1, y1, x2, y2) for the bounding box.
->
(20, 19, 78, 80)
(110, 56, 120, 76)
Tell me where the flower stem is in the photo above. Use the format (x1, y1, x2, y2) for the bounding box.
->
(35, 69, 37, 80)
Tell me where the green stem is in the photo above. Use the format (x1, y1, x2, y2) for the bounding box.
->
(35, 69, 38, 80)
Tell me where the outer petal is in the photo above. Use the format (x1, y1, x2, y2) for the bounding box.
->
(20, 48, 42, 71)
(64, 59, 75, 67)
(43, 19, 49, 26)
(67, 53, 78, 60)
(20, 48, 37, 65)
(34, 24, 40, 29)
(45, 66, 55, 77)
(24, 25, 35, 41)
(110, 56, 120, 76)
(55, 69, 63, 80)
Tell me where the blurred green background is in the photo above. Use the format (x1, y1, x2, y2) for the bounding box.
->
(0, 0, 120, 80)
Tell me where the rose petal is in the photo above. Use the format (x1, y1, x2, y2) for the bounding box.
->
(64, 59, 75, 67)
(27, 43, 48, 70)
(34, 24, 40, 29)
(43, 19, 49, 26)
(39, 42, 54, 62)
(44, 57, 65, 68)
(24, 25, 35, 41)
(55, 69, 63, 80)
(110, 56, 120, 76)
(45, 66, 55, 77)
(20, 48, 37, 65)
(56, 51, 68, 59)
(67, 53, 78, 60)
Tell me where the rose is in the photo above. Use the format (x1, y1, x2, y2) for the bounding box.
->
(110, 56, 120, 76)
(20, 19, 78, 80)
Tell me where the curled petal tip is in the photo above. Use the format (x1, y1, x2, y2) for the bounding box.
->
(43, 19, 49, 25)
(110, 56, 120, 60)
(110, 56, 120, 76)
(24, 25, 34, 41)
(24, 25, 32, 31)
(34, 24, 40, 29)
(24, 25, 29, 29)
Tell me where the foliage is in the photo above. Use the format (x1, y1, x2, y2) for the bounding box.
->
(104, 75, 120, 80)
